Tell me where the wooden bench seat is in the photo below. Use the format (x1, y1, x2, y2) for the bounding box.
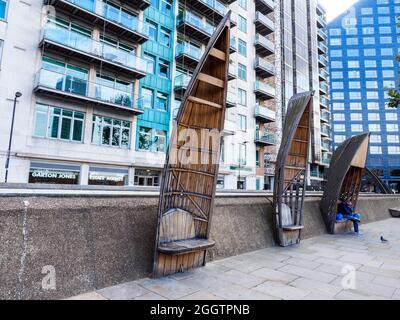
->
(283, 225, 304, 231)
(158, 238, 215, 255)
(389, 208, 400, 218)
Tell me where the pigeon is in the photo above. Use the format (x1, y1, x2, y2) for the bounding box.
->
(380, 236, 389, 242)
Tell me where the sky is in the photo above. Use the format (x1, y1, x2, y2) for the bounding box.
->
(319, 0, 359, 22)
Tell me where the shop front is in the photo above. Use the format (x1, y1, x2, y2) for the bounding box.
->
(134, 169, 161, 187)
(88, 166, 129, 186)
(28, 162, 80, 184)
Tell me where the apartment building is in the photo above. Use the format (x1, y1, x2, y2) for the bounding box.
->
(0, 0, 330, 189)
(328, 0, 400, 192)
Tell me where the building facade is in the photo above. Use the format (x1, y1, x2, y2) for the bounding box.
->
(0, 0, 329, 189)
(328, 0, 400, 192)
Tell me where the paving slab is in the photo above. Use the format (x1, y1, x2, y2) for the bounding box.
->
(67, 219, 400, 300)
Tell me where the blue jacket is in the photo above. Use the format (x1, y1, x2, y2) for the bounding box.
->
(338, 202, 353, 216)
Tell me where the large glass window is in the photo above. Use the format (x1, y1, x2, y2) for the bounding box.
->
(238, 39, 247, 57)
(158, 59, 169, 78)
(147, 20, 157, 41)
(238, 15, 247, 33)
(155, 92, 168, 111)
(237, 114, 247, 132)
(159, 27, 170, 47)
(0, 0, 8, 20)
(95, 73, 133, 107)
(138, 127, 167, 152)
(238, 63, 247, 80)
(92, 115, 131, 148)
(34, 104, 84, 142)
(238, 88, 247, 106)
(160, 0, 172, 15)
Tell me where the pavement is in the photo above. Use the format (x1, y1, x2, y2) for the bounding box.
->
(68, 218, 400, 300)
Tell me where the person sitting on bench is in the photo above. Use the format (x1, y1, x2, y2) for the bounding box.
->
(337, 200, 361, 234)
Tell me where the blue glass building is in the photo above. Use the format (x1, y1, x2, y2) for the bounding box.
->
(328, 0, 400, 192)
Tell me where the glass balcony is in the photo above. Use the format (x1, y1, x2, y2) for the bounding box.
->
(319, 82, 329, 94)
(228, 62, 237, 81)
(174, 74, 192, 97)
(255, 0, 275, 15)
(317, 28, 327, 41)
(222, 119, 236, 136)
(254, 80, 275, 100)
(254, 11, 274, 35)
(318, 42, 327, 54)
(322, 153, 332, 165)
(54, 0, 150, 43)
(34, 67, 142, 113)
(41, 22, 150, 77)
(255, 33, 275, 57)
(318, 54, 328, 67)
(320, 96, 329, 108)
(177, 11, 215, 43)
(319, 68, 328, 80)
(254, 57, 275, 78)
(255, 104, 276, 123)
(255, 129, 276, 146)
(230, 36, 237, 53)
(321, 110, 330, 122)
(226, 91, 237, 108)
(321, 124, 331, 137)
(175, 42, 203, 68)
(321, 139, 332, 151)
(317, 15, 326, 28)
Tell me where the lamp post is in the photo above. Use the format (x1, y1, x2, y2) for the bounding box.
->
(4, 92, 22, 183)
(238, 141, 249, 190)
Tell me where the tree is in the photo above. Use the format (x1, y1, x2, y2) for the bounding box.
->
(387, 18, 400, 109)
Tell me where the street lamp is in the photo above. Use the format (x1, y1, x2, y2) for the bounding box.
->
(4, 92, 22, 183)
(238, 141, 249, 190)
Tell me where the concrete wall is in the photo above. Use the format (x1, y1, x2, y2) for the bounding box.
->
(0, 193, 398, 300)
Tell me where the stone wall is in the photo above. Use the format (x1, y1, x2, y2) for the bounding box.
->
(0, 193, 398, 300)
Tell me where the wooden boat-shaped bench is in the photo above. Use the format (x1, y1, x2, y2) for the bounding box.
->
(153, 12, 231, 278)
(320, 133, 370, 234)
(273, 92, 313, 247)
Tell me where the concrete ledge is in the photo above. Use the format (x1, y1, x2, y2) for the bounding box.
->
(0, 193, 399, 300)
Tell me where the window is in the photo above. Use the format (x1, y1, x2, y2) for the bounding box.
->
(158, 59, 169, 78)
(349, 82, 361, 89)
(363, 37, 375, 45)
(365, 70, 377, 78)
(351, 113, 363, 121)
(238, 0, 247, 9)
(388, 146, 400, 155)
(334, 124, 346, 132)
(387, 135, 400, 143)
(346, 38, 358, 45)
(332, 103, 345, 110)
(387, 124, 399, 132)
(142, 87, 153, 108)
(368, 113, 380, 121)
(331, 71, 343, 79)
(367, 102, 380, 109)
(159, 27, 170, 47)
(330, 38, 341, 46)
(143, 53, 156, 74)
(238, 63, 247, 80)
(0, 39, 3, 68)
(333, 113, 345, 121)
(238, 143, 247, 165)
(364, 48, 376, 56)
(370, 146, 383, 154)
(238, 88, 246, 106)
(331, 61, 343, 68)
(238, 39, 247, 57)
(367, 91, 379, 99)
(366, 81, 378, 89)
(330, 50, 342, 58)
(379, 26, 392, 34)
(347, 49, 359, 57)
(331, 82, 343, 89)
(138, 127, 167, 152)
(237, 114, 247, 131)
(238, 15, 247, 33)
(364, 60, 377, 68)
(383, 70, 395, 78)
(348, 71, 360, 78)
(369, 124, 381, 132)
(381, 48, 393, 56)
(92, 115, 131, 148)
(348, 61, 359, 68)
(34, 104, 84, 142)
(380, 36, 392, 44)
(155, 92, 168, 111)
(329, 29, 341, 36)
(148, 21, 157, 41)
(349, 92, 361, 99)
(361, 7, 373, 15)
(363, 27, 374, 35)
(0, 0, 8, 20)
(350, 102, 362, 110)
(386, 113, 398, 121)
(382, 60, 394, 67)
(362, 17, 374, 24)
(370, 135, 382, 143)
(335, 135, 346, 143)
(160, 0, 172, 15)
(332, 92, 344, 100)
(351, 124, 363, 132)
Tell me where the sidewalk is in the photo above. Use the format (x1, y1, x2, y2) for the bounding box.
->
(68, 218, 400, 300)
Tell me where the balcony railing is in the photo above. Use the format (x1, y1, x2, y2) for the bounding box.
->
(255, 0, 275, 15)
(321, 124, 331, 137)
(319, 69, 328, 80)
(63, 0, 149, 38)
(319, 55, 328, 66)
(321, 110, 330, 122)
(35, 67, 141, 112)
(254, 11, 275, 34)
(199, 0, 227, 15)
(254, 80, 275, 99)
(322, 153, 332, 165)
(321, 140, 332, 151)
(318, 42, 327, 54)
(42, 22, 150, 75)
(320, 96, 329, 108)
(255, 34, 275, 55)
(317, 28, 327, 40)
(230, 36, 237, 53)
(255, 130, 276, 145)
(254, 57, 275, 76)
(174, 74, 192, 90)
(176, 42, 203, 61)
(319, 82, 329, 94)
(255, 104, 276, 122)
(177, 11, 215, 36)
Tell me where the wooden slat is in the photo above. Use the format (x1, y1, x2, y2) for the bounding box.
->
(188, 96, 222, 109)
(198, 73, 224, 88)
(168, 167, 215, 178)
(209, 48, 226, 61)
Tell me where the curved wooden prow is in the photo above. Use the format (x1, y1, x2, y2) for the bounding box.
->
(273, 92, 313, 247)
(320, 133, 370, 234)
(153, 12, 231, 278)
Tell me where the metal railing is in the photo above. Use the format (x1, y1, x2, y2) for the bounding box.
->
(42, 22, 151, 74)
(176, 42, 203, 60)
(35, 68, 138, 109)
(254, 57, 276, 74)
(255, 130, 276, 144)
(255, 104, 276, 121)
(177, 11, 215, 35)
(255, 11, 275, 31)
(255, 34, 275, 53)
(65, 0, 149, 36)
(255, 80, 276, 96)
